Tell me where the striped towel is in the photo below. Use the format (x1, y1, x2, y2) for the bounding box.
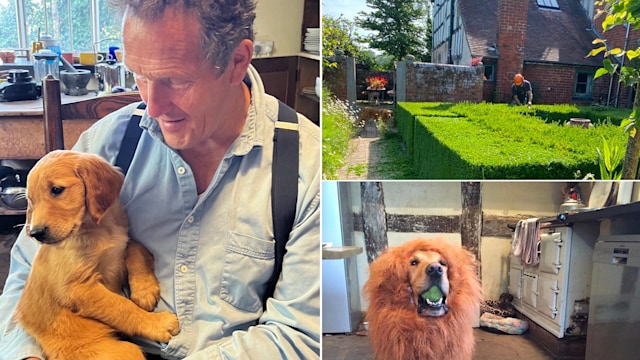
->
(511, 218, 540, 266)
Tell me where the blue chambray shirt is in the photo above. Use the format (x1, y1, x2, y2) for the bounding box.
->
(0, 65, 321, 359)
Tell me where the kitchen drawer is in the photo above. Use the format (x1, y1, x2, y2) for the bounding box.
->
(536, 276, 560, 322)
(522, 272, 538, 308)
(540, 232, 562, 275)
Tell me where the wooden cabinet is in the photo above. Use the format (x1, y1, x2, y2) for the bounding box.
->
(301, 0, 320, 52)
(249, 0, 320, 124)
(295, 56, 320, 124)
(252, 55, 319, 124)
(252, 56, 298, 108)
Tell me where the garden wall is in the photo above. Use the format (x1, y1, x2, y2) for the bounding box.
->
(395, 60, 484, 103)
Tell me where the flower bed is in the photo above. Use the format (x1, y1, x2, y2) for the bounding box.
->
(396, 102, 630, 179)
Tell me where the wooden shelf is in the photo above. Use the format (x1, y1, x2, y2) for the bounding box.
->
(322, 246, 363, 260)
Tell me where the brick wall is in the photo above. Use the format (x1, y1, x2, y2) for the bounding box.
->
(402, 62, 484, 103)
(495, 0, 529, 102)
(323, 62, 347, 100)
(518, 64, 610, 105)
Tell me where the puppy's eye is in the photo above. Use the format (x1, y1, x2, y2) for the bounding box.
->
(410, 259, 418, 266)
(439, 260, 447, 267)
(51, 186, 65, 196)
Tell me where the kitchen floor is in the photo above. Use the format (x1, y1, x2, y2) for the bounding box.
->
(323, 328, 554, 360)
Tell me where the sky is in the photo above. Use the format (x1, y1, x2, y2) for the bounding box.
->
(322, 0, 371, 20)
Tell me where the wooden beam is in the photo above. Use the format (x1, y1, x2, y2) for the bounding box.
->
(461, 182, 482, 278)
(360, 182, 388, 264)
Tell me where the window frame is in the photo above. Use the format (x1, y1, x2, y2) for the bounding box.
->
(537, 0, 560, 10)
(573, 70, 594, 99)
(483, 63, 495, 82)
(8, 0, 113, 53)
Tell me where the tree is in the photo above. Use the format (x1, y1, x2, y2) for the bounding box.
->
(356, 0, 431, 62)
(589, 0, 640, 178)
(322, 15, 363, 70)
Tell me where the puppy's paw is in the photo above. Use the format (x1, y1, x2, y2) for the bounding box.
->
(142, 311, 180, 343)
(129, 276, 161, 311)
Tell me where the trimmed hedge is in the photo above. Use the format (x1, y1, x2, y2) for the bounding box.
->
(397, 102, 630, 179)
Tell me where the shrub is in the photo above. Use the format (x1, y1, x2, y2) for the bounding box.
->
(398, 102, 628, 179)
(322, 87, 358, 179)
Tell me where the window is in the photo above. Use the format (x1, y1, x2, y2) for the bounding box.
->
(484, 64, 495, 82)
(574, 71, 593, 98)
(0, 1, 19, 48)
(0, 0, 122, 56)
(537, 0, 559, 10)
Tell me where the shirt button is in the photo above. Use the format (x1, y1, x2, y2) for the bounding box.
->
(180, 265, 188, 273)
(177, 166, 186, 175)
(187, 216, 194, 223)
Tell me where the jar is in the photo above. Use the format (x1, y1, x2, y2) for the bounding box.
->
(33, 49, 60, 83)
(95, 60, 125, 94)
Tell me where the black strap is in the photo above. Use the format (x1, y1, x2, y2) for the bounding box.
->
(263, 101, 299, 310)
(114, 102, 146, 174)
(116, 100, 299, 311)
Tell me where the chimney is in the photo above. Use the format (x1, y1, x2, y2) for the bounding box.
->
(496, 0, 529, 102)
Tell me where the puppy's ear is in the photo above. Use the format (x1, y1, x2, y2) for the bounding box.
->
(76, 155, 124, 224)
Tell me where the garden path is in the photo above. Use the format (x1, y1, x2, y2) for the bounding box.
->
(337, 119, 385, 180)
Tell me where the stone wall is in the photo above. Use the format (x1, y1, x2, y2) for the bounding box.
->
(396, 61, 484, 103)
(324, 64, 347, 100)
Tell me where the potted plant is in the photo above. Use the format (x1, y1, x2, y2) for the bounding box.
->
(365, 75, 388, 91)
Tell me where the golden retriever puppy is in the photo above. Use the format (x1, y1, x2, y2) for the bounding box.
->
(363, 238, 482, 360)
(16, 150, 179, 360)
(358, 107, 393, 127)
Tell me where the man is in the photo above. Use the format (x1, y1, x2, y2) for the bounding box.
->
(511, 73, 533, 107)
(0, 1, 320, 359)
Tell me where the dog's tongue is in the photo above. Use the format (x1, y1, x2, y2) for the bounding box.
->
(421, 286, 443, 302)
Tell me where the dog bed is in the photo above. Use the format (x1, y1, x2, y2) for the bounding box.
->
(479, 312, 529, 335)
(480, 299, 517, 318)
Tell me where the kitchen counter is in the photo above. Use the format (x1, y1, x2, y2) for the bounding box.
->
(542, 201, 640, 225)
(0, 92, 98, 116)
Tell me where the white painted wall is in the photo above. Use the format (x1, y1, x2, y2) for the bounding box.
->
(254, 0, 305, 57)
(340, 181, 578, 312)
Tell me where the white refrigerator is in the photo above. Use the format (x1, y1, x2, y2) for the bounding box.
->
(321, 182, 362, 333)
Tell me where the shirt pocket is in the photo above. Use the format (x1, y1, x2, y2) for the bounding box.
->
(220, 232, 275, 312)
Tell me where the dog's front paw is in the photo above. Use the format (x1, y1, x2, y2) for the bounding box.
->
(142, 311, 180, 343)
(129, 276, 161, 311)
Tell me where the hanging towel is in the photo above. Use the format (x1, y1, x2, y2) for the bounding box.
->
(512, 218, 540, 266)
(511, 220, 524, 257)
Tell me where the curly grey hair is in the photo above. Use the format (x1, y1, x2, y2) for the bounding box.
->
(109, 0, 256, 74)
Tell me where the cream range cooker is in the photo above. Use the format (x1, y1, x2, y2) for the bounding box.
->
(509, 224, 597, 338)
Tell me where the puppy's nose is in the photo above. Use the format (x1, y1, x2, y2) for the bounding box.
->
(426, 263, 444, 277)
(29, 226, 49, 242)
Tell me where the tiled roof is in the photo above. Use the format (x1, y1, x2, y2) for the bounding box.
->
(459, 0, 602, 66)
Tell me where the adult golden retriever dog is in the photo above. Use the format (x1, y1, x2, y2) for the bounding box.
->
(357, 107, 393, 127)
(16, 150, 179, 360)
(363, 238, 482, 360)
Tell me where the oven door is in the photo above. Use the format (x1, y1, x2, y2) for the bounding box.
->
(539, 232, 562, 275)
(536, 276, 559, 321)
(522, 272, 538, 308)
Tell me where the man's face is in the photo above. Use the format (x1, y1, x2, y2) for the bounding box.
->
(123, 8, 245, 151)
